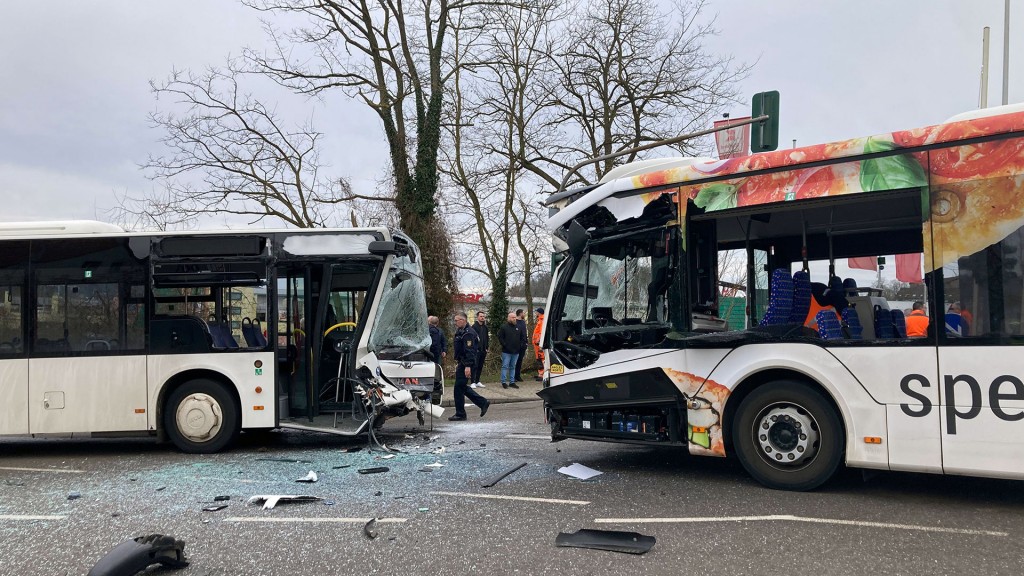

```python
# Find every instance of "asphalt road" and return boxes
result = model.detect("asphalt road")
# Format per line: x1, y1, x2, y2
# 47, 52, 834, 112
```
1, 401, 1022, 575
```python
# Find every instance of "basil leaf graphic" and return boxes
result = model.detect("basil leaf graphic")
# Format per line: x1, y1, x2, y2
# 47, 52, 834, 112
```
860, 137, 927, 192
694, 183, 738, 211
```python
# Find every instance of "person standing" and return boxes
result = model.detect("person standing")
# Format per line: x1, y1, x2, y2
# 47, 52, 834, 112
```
514, 309, 528, 382
449, 312, 489, 421
905, 301, 929, 338
532, 308, 545, 380
497, 311, 521, 389
471, 311, 489, 389
427, 315, 446, 365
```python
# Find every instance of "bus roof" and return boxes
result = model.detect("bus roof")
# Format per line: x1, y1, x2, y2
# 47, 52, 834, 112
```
0, 220, 396, 241
548, 103, 1024, 232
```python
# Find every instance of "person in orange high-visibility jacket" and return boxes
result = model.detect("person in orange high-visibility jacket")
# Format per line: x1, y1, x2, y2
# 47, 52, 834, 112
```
532, 308, 545, 380
905, 301, 929, 337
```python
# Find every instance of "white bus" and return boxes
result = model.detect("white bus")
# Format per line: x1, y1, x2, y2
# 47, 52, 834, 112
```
540, 103, 1024, 490
0, 221, 441, 453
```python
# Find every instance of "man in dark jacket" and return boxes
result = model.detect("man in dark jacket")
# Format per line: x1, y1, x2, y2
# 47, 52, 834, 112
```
449, 312, 489, 421
471, 311, 488, 388
514, 309, 528, 382
427, 315, 446, 365
497, 311, 522, 389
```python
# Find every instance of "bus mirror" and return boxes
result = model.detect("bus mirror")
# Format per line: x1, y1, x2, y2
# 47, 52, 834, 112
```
368, 241, 401, 256
567, 220, 590, 259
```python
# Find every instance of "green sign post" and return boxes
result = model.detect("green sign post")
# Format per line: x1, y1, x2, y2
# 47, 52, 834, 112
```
751, 91, 780, 152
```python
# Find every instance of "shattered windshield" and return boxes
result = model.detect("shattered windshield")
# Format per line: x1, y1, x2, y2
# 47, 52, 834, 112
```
367, 249, 431, 358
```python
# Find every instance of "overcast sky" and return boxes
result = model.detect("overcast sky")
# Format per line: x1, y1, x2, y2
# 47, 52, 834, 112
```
0, 0, 1020, 228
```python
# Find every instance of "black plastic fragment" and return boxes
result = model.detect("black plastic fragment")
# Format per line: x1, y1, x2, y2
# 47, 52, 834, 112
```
480, 462, 527, 488
363, 518, 378, 539
332, 465, 352, 469
555, 529, 656, 555
213, 495, 230, 502
87, 533, 189, 576
358, 467, 390, 474
202, 504, 228, 512
256, 458, 313, 463
341, 446, 363, 453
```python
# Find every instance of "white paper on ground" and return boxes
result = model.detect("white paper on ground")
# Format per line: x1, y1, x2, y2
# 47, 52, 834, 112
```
557, 463, 603, 480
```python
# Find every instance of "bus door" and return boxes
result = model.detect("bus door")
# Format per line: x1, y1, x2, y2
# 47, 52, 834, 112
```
277, 262, 374, 433
0, 259, 28, 435
936, 257, 1024, 478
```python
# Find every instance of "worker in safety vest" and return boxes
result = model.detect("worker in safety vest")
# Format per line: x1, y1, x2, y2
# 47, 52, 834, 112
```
905, 301, 929, 337
532, 308, 545, 380
804, 285, 840, 331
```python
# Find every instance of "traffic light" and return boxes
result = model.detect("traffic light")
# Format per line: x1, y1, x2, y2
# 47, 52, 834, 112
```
751, 91, 780, 152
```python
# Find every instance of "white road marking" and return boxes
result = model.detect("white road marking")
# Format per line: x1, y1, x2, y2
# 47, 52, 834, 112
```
505, 434, 551, 440
223, 517, 407, 524
0, 466, 84, 474
593, 515, 1007, 536
0, 515, 66, 521
432, 491, 589, 505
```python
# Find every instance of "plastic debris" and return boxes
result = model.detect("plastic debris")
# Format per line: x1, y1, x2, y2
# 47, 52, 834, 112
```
324, 500, 336, 506
67, 491, 81, 501
430, 447, 445, 455
332, 465, 352, 470
423, 462, 444, 468
417, 507, 429, 513
341, 446, 363, 453
358, 467, 390, 475
555, 529, 656, 555
418, 467, 434, 473
374, 491, 383, 496
213, 495, 230, 502
202, 504, 228, 512
363, 518, 379, 540
557, 463, 603, 481
376, 454, 396, 460
481, 462, 527, 488
246, 495, 323, 510
87, 534, 189, 575
155, 486, 166, 492
296, 471, 319, 483
4, 480, 25, 487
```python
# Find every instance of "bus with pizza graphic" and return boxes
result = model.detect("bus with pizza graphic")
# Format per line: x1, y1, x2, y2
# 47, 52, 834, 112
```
539, 102, 1024, 491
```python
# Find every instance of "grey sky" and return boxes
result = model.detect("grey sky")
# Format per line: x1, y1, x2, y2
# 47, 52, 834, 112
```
0, 1, 1020, 224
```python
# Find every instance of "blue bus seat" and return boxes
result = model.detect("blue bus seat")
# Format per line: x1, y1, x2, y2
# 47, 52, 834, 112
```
816, 310, 844, 340
890, 309, 907, 338
789, 270, 812, 324
841, 307, 863, 339
760, 269, 794, 326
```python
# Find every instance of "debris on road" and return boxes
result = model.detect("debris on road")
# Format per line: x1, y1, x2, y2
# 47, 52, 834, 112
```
555, 529, 656, 555
423, 462, 444, 469
246, 495, 323, 510
418, 467, 434, 473
202, 504, 228, 512
87, 533, 189, 575
341, 446, 363, 453
67, 491, 81, 501
256, 458, 313, 464
332, 465, 352, 470
480, 463, 528, 488
295, 471, 319, 483
557, 463, 603, 481
213, 495, 230, 502
417, 507, 429, 513
358, 467, 390, 475
376, 454, 396, 460
363, 518, 379, 539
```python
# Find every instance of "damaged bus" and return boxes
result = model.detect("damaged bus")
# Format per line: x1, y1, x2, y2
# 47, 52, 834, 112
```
0, 221, 441, 453
540, 103, 1024, 490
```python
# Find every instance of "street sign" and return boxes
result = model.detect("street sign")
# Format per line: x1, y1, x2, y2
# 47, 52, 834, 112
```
751, 91, 780, 152
713, 116, 751, 159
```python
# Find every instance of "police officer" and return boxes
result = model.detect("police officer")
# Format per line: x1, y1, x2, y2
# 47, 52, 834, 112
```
449, 312, 490, 421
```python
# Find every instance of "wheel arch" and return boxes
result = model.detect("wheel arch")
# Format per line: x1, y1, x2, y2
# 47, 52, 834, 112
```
156, 369, 241, 443
721, 368, 847, 457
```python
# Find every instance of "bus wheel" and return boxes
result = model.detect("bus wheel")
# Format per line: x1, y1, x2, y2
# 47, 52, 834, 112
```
732, 381, 842, 491
164, 379, 239, 454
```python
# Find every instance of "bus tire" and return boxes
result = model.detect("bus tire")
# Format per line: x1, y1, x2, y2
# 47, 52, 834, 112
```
732, 380, 842, 491
164, 379, 239, 454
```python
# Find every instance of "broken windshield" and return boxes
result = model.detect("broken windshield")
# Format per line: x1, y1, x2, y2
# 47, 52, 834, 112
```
367, 249, 431, 358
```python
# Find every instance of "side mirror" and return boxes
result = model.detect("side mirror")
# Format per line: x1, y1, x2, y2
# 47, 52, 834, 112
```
567, 220, 590, 259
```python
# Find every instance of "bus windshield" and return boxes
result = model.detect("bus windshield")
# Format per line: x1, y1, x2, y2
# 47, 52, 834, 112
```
368, 251, 431, 359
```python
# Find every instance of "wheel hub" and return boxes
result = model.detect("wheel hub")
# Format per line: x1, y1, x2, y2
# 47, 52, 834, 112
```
755, 405, 819, 466
175, 393, 223, 442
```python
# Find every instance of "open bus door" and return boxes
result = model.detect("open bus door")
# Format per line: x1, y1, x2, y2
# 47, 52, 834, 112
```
276, 262, 379, 436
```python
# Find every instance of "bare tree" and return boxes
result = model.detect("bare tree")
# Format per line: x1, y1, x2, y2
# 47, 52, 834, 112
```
527, 0, 749, 187
131, 64, 349, 229
240, 0, 498, 320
